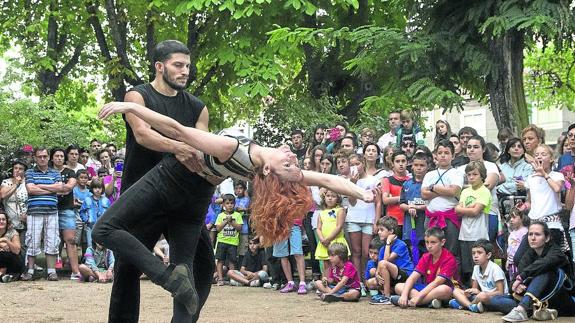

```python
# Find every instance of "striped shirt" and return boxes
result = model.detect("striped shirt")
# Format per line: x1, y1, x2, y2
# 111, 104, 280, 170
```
25, 166, 62, 208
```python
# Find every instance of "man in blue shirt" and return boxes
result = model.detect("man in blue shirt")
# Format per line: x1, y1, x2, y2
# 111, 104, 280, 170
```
22, 147, 64, 281
557, 123, 575, 172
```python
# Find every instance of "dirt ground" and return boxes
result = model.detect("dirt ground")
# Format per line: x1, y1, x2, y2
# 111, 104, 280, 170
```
3, 278, 573, 323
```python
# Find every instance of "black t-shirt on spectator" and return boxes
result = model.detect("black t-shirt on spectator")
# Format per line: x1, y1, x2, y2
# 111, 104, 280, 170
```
58, 168, 76, 210
451, 155, 470, 168
122, 83, 205, 192
242, 248, 266, 273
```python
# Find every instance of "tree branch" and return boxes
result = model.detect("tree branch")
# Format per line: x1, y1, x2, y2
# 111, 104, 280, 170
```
146, 4, 156, 82
104, 0, 143, 86
57, 42, 84, 81
86, 1, 112, 61
47, 0, 58, 59
566, 59, 575, 93
192, 63, 219, 97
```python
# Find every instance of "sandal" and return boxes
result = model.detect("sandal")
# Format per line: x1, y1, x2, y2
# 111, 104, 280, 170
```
1, 274, 14, 283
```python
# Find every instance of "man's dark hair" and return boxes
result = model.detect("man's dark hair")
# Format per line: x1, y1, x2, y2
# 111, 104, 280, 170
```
90, 139, 100, 145
153, 40, 191, 63
458, 127, 478, 137
34, 146, 48, 156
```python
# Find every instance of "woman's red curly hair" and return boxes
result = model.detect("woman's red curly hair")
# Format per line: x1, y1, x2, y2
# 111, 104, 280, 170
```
251, 168, 313, 246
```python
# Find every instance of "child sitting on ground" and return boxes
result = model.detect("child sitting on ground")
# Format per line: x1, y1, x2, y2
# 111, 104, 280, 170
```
78, 242, 114, 283
392, 227, 458, 309
506, 207, 528, 281
314, 242, 361, 302
364, 238, 382, 296
369, 216, 415, 305
449, 239, 508, 313
214, 194, 243, 286
227, 237, 269, 287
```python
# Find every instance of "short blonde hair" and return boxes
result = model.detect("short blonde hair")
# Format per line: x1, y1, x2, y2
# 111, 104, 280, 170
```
521, 124, 545, 144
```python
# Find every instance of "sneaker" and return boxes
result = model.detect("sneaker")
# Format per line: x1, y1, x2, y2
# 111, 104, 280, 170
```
47, 272, 59, 281
262, 282, 273, 289
532, 308, 558, 321
430, 299, 442, 309
316, 289, 322, 297
216, 279, 225, 286
229, 279, 241, 286
20, 272, 33, 281
297, 282, 308, 294
1, 274, 14, 283
370, 295, 391, 305
449, 299, 463, 310
469, 302, 484, 313
160, 264, 198, 316
390, 295, 401, 307
280, 281, 296, 293
306, 281, 316, 291
360, 282, 367, 297
502, 306, 529, 322
322, 294, 343, 303
249, 279, 260, 287
70, 272, 81, 281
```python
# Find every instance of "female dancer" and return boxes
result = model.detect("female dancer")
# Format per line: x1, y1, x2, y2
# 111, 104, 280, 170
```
96, 101, 376, 318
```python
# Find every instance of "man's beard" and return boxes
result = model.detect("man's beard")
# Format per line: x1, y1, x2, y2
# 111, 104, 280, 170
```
163, 69, 186, 91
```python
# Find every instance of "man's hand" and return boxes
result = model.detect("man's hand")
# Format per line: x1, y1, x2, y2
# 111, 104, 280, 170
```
175, 142, 205, 173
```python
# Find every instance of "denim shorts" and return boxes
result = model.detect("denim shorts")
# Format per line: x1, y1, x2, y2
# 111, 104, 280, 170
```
272, 225, 303, 257
58, 209, 77, 230
345, 222, 373, 234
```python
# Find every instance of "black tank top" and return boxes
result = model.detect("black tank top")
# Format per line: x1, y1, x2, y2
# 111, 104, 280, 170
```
122, 83, 205, 192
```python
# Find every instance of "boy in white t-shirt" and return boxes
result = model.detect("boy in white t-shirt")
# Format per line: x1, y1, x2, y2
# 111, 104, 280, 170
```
455, 161, 491, 285
449, 239, 508, 313
422, 140, 464, 258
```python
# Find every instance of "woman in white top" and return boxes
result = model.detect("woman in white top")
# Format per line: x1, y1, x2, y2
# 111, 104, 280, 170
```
0, 160, 28, 244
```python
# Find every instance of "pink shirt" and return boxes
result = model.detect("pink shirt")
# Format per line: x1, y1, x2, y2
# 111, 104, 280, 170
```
415, 248, 458, 286
507, 227, 528, 263
329, 260, 361, 289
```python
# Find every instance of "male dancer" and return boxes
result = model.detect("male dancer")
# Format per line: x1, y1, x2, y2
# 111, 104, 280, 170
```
101, 40, 215, 323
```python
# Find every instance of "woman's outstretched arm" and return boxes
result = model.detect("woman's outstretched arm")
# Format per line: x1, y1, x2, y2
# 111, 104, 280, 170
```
99, 102, 237, 162
301, 170, 375, 202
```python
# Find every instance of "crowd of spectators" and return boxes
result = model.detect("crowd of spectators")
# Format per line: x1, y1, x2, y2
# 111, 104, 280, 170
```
1, 112, 575, 321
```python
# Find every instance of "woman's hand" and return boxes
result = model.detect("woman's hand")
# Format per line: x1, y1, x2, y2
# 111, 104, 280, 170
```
12, 175, 22, 185
515, 179, 526, 190
98, 102, 138, 119
511, 278, 523, 292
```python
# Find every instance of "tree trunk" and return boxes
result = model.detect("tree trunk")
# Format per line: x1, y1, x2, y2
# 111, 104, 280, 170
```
487, 30, 529, 135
